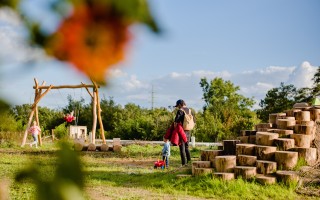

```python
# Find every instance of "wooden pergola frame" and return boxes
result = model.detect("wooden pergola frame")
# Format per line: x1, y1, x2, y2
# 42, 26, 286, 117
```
21, 78, 106, 147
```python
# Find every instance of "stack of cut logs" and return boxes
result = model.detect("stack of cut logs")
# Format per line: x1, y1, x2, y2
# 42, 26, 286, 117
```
191, 103, 319, 185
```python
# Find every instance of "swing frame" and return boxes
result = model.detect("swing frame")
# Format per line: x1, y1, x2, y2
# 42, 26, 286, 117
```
21, 78, 106, 147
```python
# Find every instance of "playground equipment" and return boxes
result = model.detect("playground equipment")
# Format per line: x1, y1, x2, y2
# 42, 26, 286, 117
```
21, 78, 106, 147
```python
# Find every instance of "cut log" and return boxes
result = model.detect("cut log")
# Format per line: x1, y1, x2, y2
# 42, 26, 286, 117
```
255, 174, 277, 185
223, 140, 240, 155
74, 142, 84, 151
240, 130, 257, 136
194, 168, 213, 177
299, 121, 315, 126
237, 155, 257, 166
269, 113, 286, 125
248, 135, 256, 144
256, 128, 270, 132
238, 136, 249, 143
296, 111, 311, 123
234, 166, 256, 180
113, 145, 122, 152
213, 172, 235, 181
255, 123, 272, 130
192, 161, 211, 175
100, 143, 109, 151
290, 134, 311, 148
285, 109, 301, 118
255, 145, 277, 161
268, 129, 293, 138
276, 119, 295, 130
276, 170, 299, 184
215, 156, 236, 172
236, 144, 256, 156
310, 109, 320, 121
256, 160, 277, 174
273, 138, 295, 151
294, 124, 315, 135
275, 151, 298, 170
256, 132, 279, 146
289, 147, 317, 166
200, 150, 223, 162
87, 143, 96, 151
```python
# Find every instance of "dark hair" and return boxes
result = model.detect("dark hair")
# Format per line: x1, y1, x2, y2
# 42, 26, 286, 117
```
175, 99, 186, 107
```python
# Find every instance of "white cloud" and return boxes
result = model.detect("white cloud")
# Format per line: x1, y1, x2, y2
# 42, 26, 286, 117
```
287, 61, 317, 88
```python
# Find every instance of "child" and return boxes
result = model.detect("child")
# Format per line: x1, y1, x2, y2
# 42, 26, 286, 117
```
28, 121, 41, 148
162, 138, 171, 169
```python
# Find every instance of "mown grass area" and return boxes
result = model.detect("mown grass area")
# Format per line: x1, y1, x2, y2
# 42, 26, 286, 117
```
0, 143, 318, 200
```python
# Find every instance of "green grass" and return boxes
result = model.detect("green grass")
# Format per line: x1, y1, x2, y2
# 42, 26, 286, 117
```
0, 143, 318, 200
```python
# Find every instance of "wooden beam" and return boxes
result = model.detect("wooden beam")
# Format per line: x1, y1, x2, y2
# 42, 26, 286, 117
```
93, 81, 106, 144
33, 84, 98, 89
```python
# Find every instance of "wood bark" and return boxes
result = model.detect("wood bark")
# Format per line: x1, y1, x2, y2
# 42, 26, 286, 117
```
240, 130, 257, 136
192, 161, 211, 175
273, 138, 295, 151
223, 140, 240, 155
310, 109, 320, 121
275, 151, 298, 170
255, 145, 277, 161
294, 124, 315, 135
100, 143, 109, 152
256, 132, 279, 146
236, 144, 256, 156
213, 172, 235, 181
200, 150, 223, 168
193, 168, 213, 177
248, 135, 256, 144
256, 160, 277, 175
290, 134, 311, 148
91, 90, 97, 144
234, 166, 257, 180
215, 156, 236, 173
269, 113, 286, 125
255, 174, 277, 185
237, 155, 257, 166
289, 147, 317, 166
238, 136, 249, 143
93, 81, 106, 144
296, 111, 311, 123
276, 170, 299, 184
276, 119, 295, 130
87, 143, 96, 151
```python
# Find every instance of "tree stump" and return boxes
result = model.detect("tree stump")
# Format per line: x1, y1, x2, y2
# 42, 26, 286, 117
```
294, 124, 315, 135
234, 166, 256, 180
256, 160, 277, 175
255, 145, 277, 161
113, 145, 122, 152
256, 132, 279, 146
268, 129, 293, 138
285, 109, 301, 118
248, 135, 256, 144
192, 161, 211, 175
100, 143, 109, 151
276, 119, 295, 130
276, 170, 299, 184
215, 156, 236, 172
269, 113, 286, 126
194, 168, 213, 177
238, 136, 249, 143
236, 144, 256, 155
255, 174, 277, 185
296, 111, 311, 123
273, 138, 295, 151
200, 150, 223, 168
255, 123, 272, 130
240, 130, 257, 136
310, 109, 320, 121
289, 147, 317, 166
299, 121, 315, 126
213, 172, 235, 181
74, 142, 84, 151
275, 151, 298, 170
87, 143, 96, 151
290, 134, 311, 148
237, 155, 257, 166
223, 140, 240, 155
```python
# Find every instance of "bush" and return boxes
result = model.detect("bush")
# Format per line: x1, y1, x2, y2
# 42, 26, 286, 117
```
54, 123, 68, 139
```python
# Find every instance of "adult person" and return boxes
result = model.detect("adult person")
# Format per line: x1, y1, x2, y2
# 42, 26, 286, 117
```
28, 120, 41, 148
174, 99, 195, 165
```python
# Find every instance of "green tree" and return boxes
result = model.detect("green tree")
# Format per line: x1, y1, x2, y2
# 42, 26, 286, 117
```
311, 66, 320, 97
256, 82, 297, 122
199, 77, 257, 140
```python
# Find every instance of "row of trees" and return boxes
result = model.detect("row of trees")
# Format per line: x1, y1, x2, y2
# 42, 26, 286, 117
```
1, 67, 319, 142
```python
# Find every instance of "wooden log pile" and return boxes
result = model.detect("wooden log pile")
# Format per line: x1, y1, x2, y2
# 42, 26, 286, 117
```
180, 102, 319, 185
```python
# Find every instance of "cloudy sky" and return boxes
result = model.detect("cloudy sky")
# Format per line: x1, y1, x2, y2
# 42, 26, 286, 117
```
0, 0, 319, 111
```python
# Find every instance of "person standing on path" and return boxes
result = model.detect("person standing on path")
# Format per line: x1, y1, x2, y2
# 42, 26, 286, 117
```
174, 99, 195, 165
28, 121, 41, 148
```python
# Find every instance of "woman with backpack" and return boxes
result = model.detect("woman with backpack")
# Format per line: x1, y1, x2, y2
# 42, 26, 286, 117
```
173, 99, 195, 166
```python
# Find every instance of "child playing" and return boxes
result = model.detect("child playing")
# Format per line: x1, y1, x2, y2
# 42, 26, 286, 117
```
162, 138, 171, 169
28, 121, 41, 148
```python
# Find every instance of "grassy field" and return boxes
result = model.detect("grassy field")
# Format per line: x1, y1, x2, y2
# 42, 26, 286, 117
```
0, 142, 318, 200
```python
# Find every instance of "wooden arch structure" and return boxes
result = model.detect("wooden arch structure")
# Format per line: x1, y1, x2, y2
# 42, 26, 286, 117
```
21, 78, 106, 147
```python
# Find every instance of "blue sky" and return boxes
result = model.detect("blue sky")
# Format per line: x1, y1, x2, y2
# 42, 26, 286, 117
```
0, 0, 319, 111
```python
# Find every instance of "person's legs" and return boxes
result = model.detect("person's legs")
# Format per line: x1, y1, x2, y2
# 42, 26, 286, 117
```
179, 142, 187, 165
185, 141, 191, 163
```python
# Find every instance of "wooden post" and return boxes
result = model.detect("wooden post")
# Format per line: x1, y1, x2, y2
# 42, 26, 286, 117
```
93, 81, 106, 144
91, 89, 97, 144
51, 129, 55, 142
